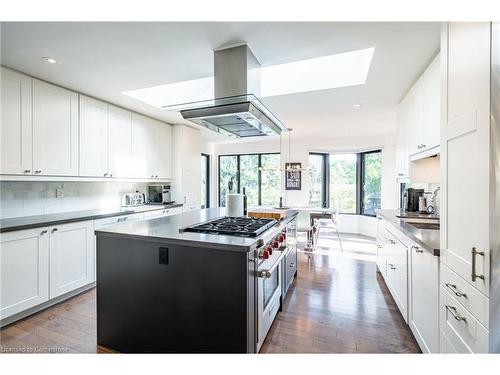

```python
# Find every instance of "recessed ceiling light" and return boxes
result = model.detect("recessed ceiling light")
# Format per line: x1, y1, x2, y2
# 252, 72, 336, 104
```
41, 57, 58, 64
352, 103, 362, 108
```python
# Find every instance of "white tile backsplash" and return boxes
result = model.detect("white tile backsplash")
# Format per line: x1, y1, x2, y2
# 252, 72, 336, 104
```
0, 181, 149, 219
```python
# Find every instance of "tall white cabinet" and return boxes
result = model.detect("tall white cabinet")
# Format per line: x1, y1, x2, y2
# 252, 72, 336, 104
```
0, 68, 33, 175
172, 125, 201, 211
32, 79, 79, 176
440, 22, 492, 353
108, 105, 133, 178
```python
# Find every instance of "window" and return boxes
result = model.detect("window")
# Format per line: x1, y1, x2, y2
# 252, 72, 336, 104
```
260, 154, 281, 206
218, 153, 280, 207
329, 154, 357, 213
219, 155, 238, 207
360, 151, 382, 216
308, 150, 382, 216
308, 153, 327, 208
201, 154, 210, 209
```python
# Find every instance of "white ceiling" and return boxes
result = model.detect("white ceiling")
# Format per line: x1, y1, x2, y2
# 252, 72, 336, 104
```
0, 22, 440, 142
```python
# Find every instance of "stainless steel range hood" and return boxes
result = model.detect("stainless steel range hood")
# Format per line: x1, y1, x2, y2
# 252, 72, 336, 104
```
163, 45, 287, 138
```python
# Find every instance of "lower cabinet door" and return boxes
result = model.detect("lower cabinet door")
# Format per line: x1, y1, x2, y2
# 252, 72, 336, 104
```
49, 221, 94, 298
0, 228, 49, 319
410, 244, 439, 353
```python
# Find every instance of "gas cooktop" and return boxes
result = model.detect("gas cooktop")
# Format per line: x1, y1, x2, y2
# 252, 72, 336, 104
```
183, 216, 277, 237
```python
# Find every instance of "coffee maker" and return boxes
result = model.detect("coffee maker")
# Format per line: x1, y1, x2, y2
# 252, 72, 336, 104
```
406, 188, 424, 212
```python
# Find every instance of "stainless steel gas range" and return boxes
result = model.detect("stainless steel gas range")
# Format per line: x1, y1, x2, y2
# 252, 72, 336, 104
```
183, 214, 298, 351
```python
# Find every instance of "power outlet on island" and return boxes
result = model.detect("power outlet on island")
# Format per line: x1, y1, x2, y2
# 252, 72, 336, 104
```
56, 188, 64, 198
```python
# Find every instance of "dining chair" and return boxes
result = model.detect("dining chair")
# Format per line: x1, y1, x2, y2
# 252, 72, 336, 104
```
296, 209, 314, 251
314, 208, 344, 252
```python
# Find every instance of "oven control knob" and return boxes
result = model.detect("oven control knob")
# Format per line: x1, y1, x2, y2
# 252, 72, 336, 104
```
272, 240, 279, 249
278, 234, 285, 243
262, 250, 270, 259
281, 232, 286, 240
266, 246, 273, 255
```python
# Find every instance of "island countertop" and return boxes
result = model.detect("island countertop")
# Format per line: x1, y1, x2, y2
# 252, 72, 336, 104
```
95, 207, 299, 252
376, 209, 440, 256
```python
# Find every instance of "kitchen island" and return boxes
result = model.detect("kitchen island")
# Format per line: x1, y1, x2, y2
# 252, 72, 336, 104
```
95, 208, 298, 353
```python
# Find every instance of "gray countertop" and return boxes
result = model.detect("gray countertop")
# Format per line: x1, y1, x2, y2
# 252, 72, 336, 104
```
0, 203, 183, 233
376, 209, 440, 256
95, 207, 299, 252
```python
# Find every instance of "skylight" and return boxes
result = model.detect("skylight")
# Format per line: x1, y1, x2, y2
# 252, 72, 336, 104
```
260, 47, 374, 97
124, 76, 214, 109
123, 47, 374, 108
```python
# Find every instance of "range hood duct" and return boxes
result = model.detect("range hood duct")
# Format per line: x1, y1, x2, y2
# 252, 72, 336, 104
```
164, 44, 287, 138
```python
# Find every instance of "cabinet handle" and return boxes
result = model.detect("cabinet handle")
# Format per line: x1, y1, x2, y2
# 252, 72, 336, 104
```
34, 170, 41, 174
40, 229, 48, 235
388, 263, 396, 270
421, 144, 426, 148
155, 175, 158, 178
289, 262, 296, 267
388, 239, 396, 244
104, 173, 108, 177
412, 245, 424, 253
445, 283, 467, 298
376, 244, 383, 249
445, 305, 466, 322
117, 217, 129, 223
51, 228, 58, 233
184, 196, 187, 204
471, 247, 485, 282
109, 173, 113, 177
24, 169, 31, 174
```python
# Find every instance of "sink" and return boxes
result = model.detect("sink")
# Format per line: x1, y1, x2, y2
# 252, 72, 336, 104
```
408, 222, 440, 230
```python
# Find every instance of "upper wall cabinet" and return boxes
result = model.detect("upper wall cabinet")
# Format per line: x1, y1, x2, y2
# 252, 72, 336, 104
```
32, 79, 79, 176
396, 53, 441, 175
0, 69, 172, 181
108, 105, 133, 178
131, 114, 172, 179
0, 67, 33, 175
79, 96, 109, 177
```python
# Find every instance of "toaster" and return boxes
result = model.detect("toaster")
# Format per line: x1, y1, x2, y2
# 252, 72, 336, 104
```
121, 191, 146, 207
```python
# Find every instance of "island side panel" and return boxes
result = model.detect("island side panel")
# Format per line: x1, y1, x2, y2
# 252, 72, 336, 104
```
96, 235, 252, 353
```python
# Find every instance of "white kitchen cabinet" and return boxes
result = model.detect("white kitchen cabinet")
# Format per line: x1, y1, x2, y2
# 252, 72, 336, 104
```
108, 105, 133, 178
0, 67, 33, 175
79, 96, 109, 177
32, 79, 79, 176
172, 125, 201, 210
376, 216, 388, 276
131, 113, 157, 178
0, 228, 49, 320
49, 221, 94, 298
155, 121, 172, 179
395, 53, 440, 175
421, 55, 441, 150
410, 243, 439, 353
384, 232, 408, 322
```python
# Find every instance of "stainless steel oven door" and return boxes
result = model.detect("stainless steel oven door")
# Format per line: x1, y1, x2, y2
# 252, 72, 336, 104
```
256, 247, 286, 352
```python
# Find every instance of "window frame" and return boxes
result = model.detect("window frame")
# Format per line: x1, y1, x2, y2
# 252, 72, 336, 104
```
308, 149, 382, 216
201, 153, 210, 209
359, 149, 382, 217
218, 152, 280, 207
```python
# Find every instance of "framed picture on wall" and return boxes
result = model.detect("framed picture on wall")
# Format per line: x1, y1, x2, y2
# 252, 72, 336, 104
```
285, 163, 301, 190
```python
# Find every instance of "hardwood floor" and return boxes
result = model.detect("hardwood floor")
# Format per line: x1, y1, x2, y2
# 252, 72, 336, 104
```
0, 232, 420, 354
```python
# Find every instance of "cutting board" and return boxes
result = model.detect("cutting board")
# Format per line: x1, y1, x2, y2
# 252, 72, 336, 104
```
247, 208, 290, 220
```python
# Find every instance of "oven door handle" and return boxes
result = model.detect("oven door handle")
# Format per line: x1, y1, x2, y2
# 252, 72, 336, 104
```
258, 246, 288, 278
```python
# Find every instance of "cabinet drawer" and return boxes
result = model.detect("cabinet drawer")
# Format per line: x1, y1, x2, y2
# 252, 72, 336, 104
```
94, 213, 144, 229
285, 246, 297, 289
441, 263, 489, 328
440, 286, 489, 353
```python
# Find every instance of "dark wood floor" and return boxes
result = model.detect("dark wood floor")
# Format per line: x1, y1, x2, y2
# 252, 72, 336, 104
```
0, 233, 420, 354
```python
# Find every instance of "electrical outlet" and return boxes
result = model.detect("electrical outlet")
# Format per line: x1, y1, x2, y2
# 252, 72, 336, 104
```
159, 247, 169, 265
56, 188, 64, 198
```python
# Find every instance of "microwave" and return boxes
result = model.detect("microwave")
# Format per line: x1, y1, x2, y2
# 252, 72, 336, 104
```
147, 185, 172, 204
